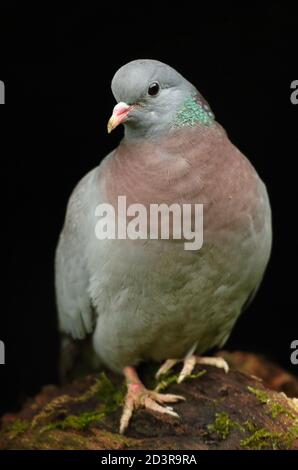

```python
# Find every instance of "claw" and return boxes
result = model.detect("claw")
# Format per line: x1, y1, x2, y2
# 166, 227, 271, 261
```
196, 356, 229, 373
156, 353, 230, 386
120, 355, 229, 434
155, 359, 178, 379
154, 392, 185, 403
177, 355, 197, 383
120, 366, 184, 434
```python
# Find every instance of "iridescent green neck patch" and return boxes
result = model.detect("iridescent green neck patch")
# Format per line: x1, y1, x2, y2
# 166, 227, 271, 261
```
173, 95, 215, 128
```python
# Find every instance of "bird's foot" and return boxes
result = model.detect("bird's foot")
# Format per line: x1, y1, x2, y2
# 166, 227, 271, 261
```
120, 366, 185, 434
156, 355, 229, 383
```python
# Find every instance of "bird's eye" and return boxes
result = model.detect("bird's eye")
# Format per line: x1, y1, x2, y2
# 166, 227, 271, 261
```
148, 82, 160, 96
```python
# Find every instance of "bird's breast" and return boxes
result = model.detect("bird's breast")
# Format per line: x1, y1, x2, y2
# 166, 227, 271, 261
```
99, 125, 265, 241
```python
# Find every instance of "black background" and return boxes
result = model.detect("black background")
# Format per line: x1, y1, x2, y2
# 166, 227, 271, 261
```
0, 3, 297, 416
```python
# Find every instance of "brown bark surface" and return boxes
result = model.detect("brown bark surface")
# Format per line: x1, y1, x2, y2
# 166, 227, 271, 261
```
1, 351, 297, 450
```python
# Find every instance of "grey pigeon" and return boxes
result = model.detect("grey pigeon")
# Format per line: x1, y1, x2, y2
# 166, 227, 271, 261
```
55, 59, 272, 433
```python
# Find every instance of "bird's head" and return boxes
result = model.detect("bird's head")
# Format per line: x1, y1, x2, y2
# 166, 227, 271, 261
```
107, 59, 214, 140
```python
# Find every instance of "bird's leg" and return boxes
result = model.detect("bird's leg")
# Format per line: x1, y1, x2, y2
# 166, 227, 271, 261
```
156, 352, 229, 384
119, 366, 185, 434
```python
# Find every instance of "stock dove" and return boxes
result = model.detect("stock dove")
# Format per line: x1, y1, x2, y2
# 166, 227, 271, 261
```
55, 59, 272, 433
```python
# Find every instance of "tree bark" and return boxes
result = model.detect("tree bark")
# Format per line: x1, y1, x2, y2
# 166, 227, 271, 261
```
1, 351, 297, 450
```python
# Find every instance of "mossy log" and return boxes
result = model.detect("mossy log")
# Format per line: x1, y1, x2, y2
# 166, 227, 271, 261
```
1, 351, 298, 450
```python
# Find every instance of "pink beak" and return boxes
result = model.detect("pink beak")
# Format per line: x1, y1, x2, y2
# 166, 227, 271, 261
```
107, 102, 132, 133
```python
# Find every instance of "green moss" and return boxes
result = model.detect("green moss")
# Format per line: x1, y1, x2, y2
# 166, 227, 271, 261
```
207, 412, 243, 440
247, 385, 296, 420
242, 420, 258, 433
247, 386, 269, 404
284, 421, 298, 448
188, 370, 207, 380
289, 422, 298, 439
39, 373, 125, 433
42, 411, 106, 432
213, 412, 298, 450
0, 418, 29, 442
269, 402, 295, 419
94, 372, 125, 413
207, 412, 292, 449
155, 369, 206, 393
240, 428, 283, 450
7, 419, 30, 438
155, 374, 179, 393
240, 420, 298, 450
75, 379, 106, 403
